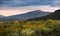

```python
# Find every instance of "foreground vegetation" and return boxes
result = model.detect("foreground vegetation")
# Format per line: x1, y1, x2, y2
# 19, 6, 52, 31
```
0, 19, 60, 36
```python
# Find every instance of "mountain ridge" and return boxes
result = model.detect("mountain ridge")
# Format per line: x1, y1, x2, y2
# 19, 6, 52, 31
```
28, 9, 60, 20
0, 10, 51, 20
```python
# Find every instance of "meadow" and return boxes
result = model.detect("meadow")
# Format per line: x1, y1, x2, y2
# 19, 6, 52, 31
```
0, 19, 60, 36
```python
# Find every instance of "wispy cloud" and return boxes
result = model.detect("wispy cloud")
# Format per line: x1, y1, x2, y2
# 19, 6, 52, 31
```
0, 0, 60, 16
52, 0, 60, 6
0, 0, 60, 7
0, 6, 60, 16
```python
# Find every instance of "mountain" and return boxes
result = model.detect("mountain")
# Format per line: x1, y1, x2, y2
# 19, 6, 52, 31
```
29, 9, 60, 20
0, 15, 5, 17
5, 10, 51, 20
0, 15, 6, 20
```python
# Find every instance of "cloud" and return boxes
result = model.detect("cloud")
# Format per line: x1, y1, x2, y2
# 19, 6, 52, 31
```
0, 6, 60, 16
0, 0, 60, 7
52, 0, 60, 6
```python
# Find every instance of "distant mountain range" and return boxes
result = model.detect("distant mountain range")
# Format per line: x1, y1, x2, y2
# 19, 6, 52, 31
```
29, 9, 60, 20
0, 15, 6, 20
0, 15, 5, 17
0, 10, 51, 20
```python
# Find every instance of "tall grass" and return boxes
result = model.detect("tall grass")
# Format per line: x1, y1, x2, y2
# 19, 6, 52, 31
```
0, 19, 60, 36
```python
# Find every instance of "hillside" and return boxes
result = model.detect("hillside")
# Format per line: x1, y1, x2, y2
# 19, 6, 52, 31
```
28, 9, 60, 20
0, 15, 6, 20
5, 10, 51, 20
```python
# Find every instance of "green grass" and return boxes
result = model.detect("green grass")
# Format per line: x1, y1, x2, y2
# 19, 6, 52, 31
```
0, 19, 60, 36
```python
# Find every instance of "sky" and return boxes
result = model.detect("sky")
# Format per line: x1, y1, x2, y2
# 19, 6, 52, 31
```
0, 0, 60, 16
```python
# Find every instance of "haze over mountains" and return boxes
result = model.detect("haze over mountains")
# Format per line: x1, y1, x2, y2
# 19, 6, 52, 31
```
0, 15, 6, 20
0, 10, 51, 20
0, 15, 5, 17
